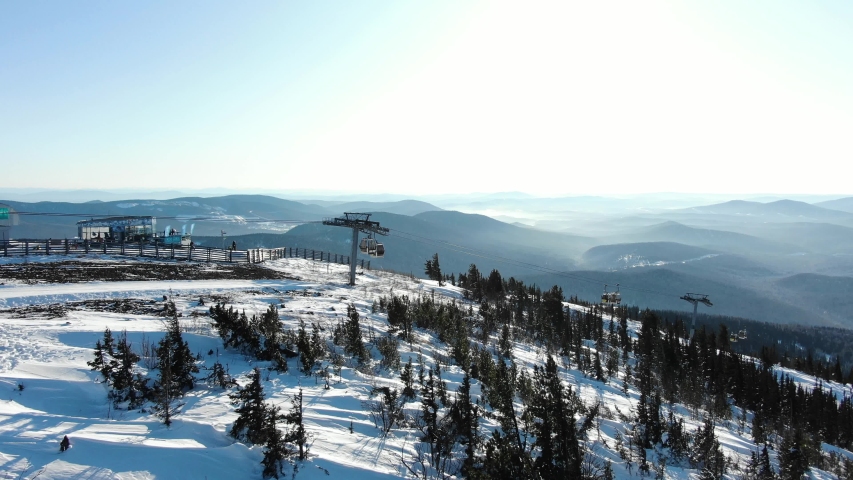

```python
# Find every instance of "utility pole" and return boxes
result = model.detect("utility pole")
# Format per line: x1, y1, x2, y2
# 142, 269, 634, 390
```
680, 293, 712, 339
322, 213, 389, 286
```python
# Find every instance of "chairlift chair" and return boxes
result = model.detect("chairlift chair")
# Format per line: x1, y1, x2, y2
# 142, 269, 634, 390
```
738, 329, 747, 340
359, 233, 383, 257
612, 284, 621, 305
601, 285, 609, 305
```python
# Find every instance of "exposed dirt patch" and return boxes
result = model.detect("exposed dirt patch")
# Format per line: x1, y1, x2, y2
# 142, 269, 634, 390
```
4, 303, 70, 319
0, 261, 297, 284
2, 298, 168, 319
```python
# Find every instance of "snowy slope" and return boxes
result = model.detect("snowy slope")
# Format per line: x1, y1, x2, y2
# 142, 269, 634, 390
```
0, 256, 848, 479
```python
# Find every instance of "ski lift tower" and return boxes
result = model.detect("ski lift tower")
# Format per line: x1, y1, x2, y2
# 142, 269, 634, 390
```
322, 213, 389, 286
680, 293, 712, 339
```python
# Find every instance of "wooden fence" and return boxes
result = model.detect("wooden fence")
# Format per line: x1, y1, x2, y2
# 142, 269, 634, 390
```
0, 239, 370, 269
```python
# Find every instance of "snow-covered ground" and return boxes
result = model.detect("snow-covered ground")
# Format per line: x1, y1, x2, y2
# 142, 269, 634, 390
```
0, 256, 848, 479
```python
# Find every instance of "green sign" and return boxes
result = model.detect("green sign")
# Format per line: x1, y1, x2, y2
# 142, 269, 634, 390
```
0, 208, 8, 220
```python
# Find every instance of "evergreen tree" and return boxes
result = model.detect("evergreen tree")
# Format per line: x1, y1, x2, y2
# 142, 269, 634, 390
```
344, 304, 369, 364
757, 445, 776, 480
296, 319, 315, 374
528, 356, 583, 479
400, 357, 416, 400
152, 347, 183, 427
386, 295, 412, 342
110, 330, 142, 406
87, 338, 112, 383
498, 324, 513, 360
377, 334, 401, 371
481, 359, 530, 478
284, 388, 308, 460
779, 427, 810, 480
691, 417, 725, 479
452, 370, 479, 476
258, 304, 285, 364
420, 369, 440, 447
425, 253, 443, 285
206, 361, 232, 389
102, 327, 116, 357
230, 367, 269, 445
261, 404, 288, 479
157, 316, 199, 394
310, 322, 326, 364
210, 303, 239, 347
666, 411, 689, 461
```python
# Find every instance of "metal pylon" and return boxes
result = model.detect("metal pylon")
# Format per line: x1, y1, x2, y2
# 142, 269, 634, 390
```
680, 293, 712, 339
322, 213, 389, 286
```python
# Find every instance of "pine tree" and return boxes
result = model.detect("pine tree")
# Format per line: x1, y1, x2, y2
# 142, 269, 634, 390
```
210, 303, 238, 347
528, 356, 583, 479
400, 357, 416, 400
666, 411, 689, 461
691, 417, 725, 479
779, 427, 809, 480
387, 295, 412, 342
102, 327, 116, 357
297, 319, 315, 374
498, 324, 513, 360
453, 370, 479, 476
420, 369, 440, 446
481, 358, 532, 478
757, 445, 776, 480
344, 304, 368, 364
435, 361, 448, 407
206, 361, 232, 389
230, 367, 269, 445
310, 322, 326, 364
285, 388, 308, 460
425, 253, 443, 285
258, 304, 285, 364
110, 330, 141, 406
157, 316, 199, 394
152, 347, 183, 427
87, 338, 112, 383
261, 404, 288, 479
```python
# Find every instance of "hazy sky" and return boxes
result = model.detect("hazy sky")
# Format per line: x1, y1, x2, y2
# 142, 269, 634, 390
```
2, 1, 851, 196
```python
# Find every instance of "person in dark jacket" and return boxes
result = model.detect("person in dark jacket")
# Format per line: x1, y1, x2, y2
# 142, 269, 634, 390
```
60, 435, 71, 452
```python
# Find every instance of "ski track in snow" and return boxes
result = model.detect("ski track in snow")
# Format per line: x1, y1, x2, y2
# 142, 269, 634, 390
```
0, 256, 848, 479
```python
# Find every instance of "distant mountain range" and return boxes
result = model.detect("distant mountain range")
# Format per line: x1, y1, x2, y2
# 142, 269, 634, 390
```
0, 195, 444, 238
817, 196, 853, 213
5, 193, 853, 328
683, 199, 853, 224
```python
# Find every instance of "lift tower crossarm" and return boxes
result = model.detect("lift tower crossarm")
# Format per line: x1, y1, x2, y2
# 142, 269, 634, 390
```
322, 213, 389, 286
680, 293, 712, 339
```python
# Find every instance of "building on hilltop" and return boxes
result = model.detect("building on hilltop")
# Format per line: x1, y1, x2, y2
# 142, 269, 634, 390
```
77, 216, 156, 243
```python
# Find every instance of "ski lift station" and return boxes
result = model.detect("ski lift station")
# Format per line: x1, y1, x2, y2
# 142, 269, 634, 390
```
77, 216, 194, 246
77, 216, 156, 243
0, 203, 10, 242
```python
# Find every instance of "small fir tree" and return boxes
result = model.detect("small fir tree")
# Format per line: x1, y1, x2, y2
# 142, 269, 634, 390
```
229, 367, 269, 445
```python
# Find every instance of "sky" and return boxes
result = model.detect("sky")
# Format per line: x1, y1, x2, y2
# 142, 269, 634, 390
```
2, 1, 852, 197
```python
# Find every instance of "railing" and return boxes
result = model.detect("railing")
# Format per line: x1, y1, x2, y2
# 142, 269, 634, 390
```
0, 239, 369, 269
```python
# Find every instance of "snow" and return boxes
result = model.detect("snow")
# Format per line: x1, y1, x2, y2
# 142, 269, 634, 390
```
0, 256, 848, 478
